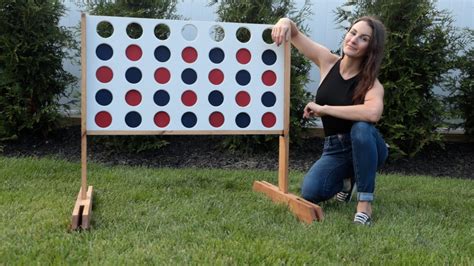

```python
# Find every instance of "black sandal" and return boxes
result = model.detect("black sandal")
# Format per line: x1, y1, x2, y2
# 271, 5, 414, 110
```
335, 177, 355, 202
353, 212, 372, 226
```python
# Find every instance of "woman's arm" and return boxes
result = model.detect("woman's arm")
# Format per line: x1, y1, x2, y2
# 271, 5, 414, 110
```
272, 18, 338, 71
303, 80, 385, 123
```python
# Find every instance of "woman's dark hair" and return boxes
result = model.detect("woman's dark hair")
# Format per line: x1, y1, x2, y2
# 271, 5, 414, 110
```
349, 16, 386, 104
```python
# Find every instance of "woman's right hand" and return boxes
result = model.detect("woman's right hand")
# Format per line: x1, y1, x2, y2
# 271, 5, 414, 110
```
272, 18, 292, 46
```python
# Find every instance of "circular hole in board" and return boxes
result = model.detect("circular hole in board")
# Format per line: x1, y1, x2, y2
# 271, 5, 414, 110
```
262, 28, 273, 44
236, 27, 251, 43
155, 23, 170, 40
126, 22, 143, 39
97, 21, 114, 38
182, 24, 198, 41
209, 25, 225, 42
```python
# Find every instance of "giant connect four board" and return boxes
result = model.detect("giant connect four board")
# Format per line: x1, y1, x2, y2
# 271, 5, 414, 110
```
85, 15, 286, 134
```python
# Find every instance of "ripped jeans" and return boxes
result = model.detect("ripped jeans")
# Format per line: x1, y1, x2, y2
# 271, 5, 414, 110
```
301, 122, 388, 203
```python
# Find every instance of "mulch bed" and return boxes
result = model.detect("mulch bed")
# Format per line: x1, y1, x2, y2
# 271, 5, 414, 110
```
2, 125, 473, 179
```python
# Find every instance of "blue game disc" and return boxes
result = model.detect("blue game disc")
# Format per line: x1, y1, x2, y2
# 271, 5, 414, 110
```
95, 89, 113, 106
235, 70, 251, 86
261, 91, 276, 107
208, 90, 224, 106
125, 67, 142, 84
235, 112, 251, 128
209, 47, 225, 64
96, 43, 113, 61
125, 111, 142, 128
181, 68, 197, 85
153, 90, 170, 106
262, 49, 277, 66
154, 45, 171, 62
181, 112, 197, 128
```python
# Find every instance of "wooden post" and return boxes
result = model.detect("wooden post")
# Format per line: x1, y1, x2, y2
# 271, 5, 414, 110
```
81, 129, 87, 200
253, 32, 324, 223
71, 13, 93, 230
278, 135, 289, 193
277, 36, 292, 194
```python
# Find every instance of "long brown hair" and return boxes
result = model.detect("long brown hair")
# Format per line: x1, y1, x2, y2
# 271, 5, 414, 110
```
348, 16, 386, 104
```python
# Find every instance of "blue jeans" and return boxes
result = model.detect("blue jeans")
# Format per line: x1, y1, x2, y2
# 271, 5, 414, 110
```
301, 122, 388, 203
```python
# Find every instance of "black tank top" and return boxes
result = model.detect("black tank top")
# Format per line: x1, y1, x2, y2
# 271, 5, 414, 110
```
315, 59, 359, 136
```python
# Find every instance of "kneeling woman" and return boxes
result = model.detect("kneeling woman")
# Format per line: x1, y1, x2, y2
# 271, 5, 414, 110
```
272, 16, 389, 225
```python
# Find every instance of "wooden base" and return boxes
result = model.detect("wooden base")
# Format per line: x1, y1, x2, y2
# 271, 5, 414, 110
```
253, 181, 323, 223
71, 186, 93, 230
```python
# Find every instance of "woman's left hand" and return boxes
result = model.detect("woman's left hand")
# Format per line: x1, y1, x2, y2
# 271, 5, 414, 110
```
303, 102, 325, 118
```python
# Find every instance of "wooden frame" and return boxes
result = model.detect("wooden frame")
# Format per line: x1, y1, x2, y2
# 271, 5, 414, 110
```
71, 13, 93, 230
87, 130, 284, 135
71, 15, 322, 229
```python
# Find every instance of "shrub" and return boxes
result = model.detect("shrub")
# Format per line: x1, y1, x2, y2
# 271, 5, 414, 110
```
0, 0, 76, 140
335, 0, 462, 158
87, 0, 180, 20
211, 0, 313, 152
445, 29, 474, 135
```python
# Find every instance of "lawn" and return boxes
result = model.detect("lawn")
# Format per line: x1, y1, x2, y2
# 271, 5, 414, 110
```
1, 156, 472, 264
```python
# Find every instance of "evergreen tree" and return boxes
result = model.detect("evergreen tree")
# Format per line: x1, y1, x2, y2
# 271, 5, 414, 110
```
87, 0, 180, 20
445, 29, 474, 135
0, 0, 76, 139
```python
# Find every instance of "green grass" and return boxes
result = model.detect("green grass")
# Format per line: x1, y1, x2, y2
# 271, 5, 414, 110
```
1, 156, 473, 264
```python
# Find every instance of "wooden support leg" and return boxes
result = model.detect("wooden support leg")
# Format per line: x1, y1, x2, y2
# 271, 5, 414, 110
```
71, 186, 94, 230
253, 181, 323, 223
71, 128, 94, 230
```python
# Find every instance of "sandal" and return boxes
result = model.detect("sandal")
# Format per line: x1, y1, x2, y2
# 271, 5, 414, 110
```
335, 177, 355, 202
353, 212, 372, 226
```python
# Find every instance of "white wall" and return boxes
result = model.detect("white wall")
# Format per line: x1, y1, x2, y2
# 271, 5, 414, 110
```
59, 0, 473, 114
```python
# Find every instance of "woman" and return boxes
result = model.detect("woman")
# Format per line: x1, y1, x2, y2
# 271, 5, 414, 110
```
272, 16, 388, 225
